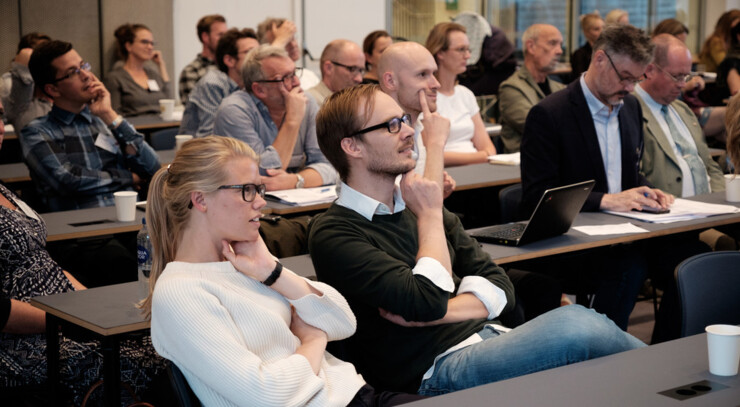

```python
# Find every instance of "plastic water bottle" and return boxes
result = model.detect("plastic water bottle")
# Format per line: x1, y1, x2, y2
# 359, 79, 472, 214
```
136, 218, 152, 299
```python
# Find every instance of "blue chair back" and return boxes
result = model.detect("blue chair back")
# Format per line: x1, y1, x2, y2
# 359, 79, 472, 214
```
675, 251, 740, 337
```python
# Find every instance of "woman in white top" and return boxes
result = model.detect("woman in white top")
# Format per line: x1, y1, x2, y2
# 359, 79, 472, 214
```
426, 23, 496, 167
142, 136, 422, 406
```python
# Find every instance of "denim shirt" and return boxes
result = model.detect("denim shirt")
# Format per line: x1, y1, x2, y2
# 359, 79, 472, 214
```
212, 90, 337, 185
19, 105, 160, 211
178, 69, 239, 137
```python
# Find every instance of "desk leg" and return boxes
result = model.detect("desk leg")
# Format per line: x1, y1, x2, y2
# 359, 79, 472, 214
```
101, 336, 121, 407
45, 314, 61, 406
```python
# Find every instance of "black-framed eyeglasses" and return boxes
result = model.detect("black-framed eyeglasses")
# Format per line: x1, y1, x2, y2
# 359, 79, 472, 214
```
138, 39, 156, 46
52, 61, 92, 83
352, 114, 411, 136
330, 61, 365, 76
256, 68, 303, 86
218, 183, 267, 202
604, 52, 644, 86
654, 64, 692, 84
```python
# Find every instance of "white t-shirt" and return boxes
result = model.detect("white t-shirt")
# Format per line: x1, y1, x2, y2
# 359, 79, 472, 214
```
436, 85, 480, 153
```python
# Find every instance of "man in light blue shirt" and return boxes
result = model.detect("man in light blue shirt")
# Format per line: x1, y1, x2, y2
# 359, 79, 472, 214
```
179, 28, 258, 138
213, 45, 335, 190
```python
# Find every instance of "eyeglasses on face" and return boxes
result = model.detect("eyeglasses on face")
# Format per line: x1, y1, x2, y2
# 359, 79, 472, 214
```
257, 67, 303, 86
352, 114, 412, 136
654, 64, 692, 84
138, 39, 156, 46
330, 61, 365, 76
52, 61, 92, 83
603, 51, 645, 86
218, 183, 267, 202
449, 46, 471, 54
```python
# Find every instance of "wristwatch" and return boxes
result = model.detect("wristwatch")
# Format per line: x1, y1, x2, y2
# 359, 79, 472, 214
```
295, 173, 305, 189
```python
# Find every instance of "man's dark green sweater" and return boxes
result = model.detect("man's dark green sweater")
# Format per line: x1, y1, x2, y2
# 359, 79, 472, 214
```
308, 204, 515, 393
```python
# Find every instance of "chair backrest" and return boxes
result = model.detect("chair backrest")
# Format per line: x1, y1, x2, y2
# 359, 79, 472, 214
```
149, 127, 178, 151
498, 183, 523, 223
675, 251, 740, 337
167, 362, 201, 407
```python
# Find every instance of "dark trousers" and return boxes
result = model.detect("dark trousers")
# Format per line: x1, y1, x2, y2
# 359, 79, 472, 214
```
347, 384, 427, 407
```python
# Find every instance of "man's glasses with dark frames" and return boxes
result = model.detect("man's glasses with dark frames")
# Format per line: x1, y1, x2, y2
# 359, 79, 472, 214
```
603, 52, 644, 86
352, 114, 411, 136
53, 62, 91, 83
218, 183, 267, 202
256, 68, 303, 86
330, 61, 365, 76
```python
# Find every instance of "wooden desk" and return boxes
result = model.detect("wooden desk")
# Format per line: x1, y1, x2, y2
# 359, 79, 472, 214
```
30, 282, 149, 406
43, 206, 144, 242
267, 164, 520, 216
126, 114, 180, 131
281, 192, 740, 277
478, 192, 740, 265
4, 129, 17, 140
406, 332, 740, 406
1, 149, 176, 185
0, 162, 30, 183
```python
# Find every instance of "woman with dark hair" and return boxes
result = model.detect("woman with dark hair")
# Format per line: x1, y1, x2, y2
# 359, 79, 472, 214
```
716, 19, 740, 101
105, 23, 170, 116
361, 30, 392, 84
0, 99, 164, 405
653, 18, 689, 41
725, 94, 740, 169
699, 9, 740, 72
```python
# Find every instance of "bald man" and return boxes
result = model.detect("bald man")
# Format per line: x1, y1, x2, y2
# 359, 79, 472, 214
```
377, 41, 452, 193
307, 39, 365, 105
635, 34, 724, 197
498, 24, 566, 153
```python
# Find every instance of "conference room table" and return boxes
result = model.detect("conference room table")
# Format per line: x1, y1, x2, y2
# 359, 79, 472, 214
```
125, 113, 181, 131
266, 163, 520, 215
405, 331, 740, 406
278, 192, 740, 277
30, 281, 149, 407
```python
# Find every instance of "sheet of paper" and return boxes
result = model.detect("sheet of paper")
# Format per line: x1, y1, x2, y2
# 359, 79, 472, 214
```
488, 152, 520, 165
603, 198, 740, 223
266, 185, 338, 206
573, 223, 649, 236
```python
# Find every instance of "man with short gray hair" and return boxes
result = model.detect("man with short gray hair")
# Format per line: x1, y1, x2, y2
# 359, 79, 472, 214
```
306, 39, 365, 105
498, 24, 565, 153
213, 44, 335, 190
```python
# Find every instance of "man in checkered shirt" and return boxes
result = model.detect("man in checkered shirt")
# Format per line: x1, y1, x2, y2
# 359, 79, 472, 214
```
178, 14, 228, 104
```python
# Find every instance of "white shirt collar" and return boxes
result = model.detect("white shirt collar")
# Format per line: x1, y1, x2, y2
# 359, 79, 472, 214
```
335, 181, 406, 221
580, 73, 623, 117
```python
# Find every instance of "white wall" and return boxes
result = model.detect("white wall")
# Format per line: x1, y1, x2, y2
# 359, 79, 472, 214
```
172, 0, 386, 100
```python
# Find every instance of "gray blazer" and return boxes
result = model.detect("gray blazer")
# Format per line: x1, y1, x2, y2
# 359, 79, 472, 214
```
498, 65, 565, 153
635, 93, 724, 197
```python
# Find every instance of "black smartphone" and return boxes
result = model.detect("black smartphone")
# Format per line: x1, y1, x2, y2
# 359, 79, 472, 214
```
633, 205, 670, 214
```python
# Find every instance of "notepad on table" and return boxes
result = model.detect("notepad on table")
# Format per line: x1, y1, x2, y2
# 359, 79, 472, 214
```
488, 152, 520, 165
266, 185, 338, 206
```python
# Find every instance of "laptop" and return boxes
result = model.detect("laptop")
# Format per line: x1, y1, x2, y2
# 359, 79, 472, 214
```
469, 180, 595, 246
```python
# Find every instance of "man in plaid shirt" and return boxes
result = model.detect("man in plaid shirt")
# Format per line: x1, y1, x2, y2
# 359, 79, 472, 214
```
179, 14, 227, 104
20, 40, 160, 211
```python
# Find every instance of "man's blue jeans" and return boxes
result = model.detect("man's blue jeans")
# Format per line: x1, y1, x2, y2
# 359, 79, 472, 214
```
418, 305, 645, 395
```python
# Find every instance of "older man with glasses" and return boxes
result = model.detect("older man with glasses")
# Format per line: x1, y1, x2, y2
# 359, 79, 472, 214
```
519, 25, 672, 331
214, 44, 335, 191
306, 39, 365, 106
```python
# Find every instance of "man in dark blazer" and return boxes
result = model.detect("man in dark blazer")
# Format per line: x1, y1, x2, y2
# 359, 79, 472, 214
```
521, 25, 671, 216
519, 25, 673, 331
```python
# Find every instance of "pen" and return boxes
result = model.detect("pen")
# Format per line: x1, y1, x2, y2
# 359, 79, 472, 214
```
320, 187, 331, 193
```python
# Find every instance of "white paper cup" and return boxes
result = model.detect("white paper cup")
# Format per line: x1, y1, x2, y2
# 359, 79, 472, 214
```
175, 135, 193, 151
113, 191, 138, 222
159, 99, 175, 121
706, 324, 740, 376
725, 174, 740, 202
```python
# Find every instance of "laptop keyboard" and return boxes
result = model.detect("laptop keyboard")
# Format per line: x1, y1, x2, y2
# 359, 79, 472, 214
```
477, 223, 526, 239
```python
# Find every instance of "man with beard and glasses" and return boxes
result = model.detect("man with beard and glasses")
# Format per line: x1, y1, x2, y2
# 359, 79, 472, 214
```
519, 24, 673, 332
308, 84, 644, 395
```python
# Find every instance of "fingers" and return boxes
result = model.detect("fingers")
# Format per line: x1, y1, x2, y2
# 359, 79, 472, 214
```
418, 89, 432, 117
221, 240, 235, 261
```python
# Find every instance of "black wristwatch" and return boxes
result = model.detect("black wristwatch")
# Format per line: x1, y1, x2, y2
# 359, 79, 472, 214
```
262, 261, 283, 286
